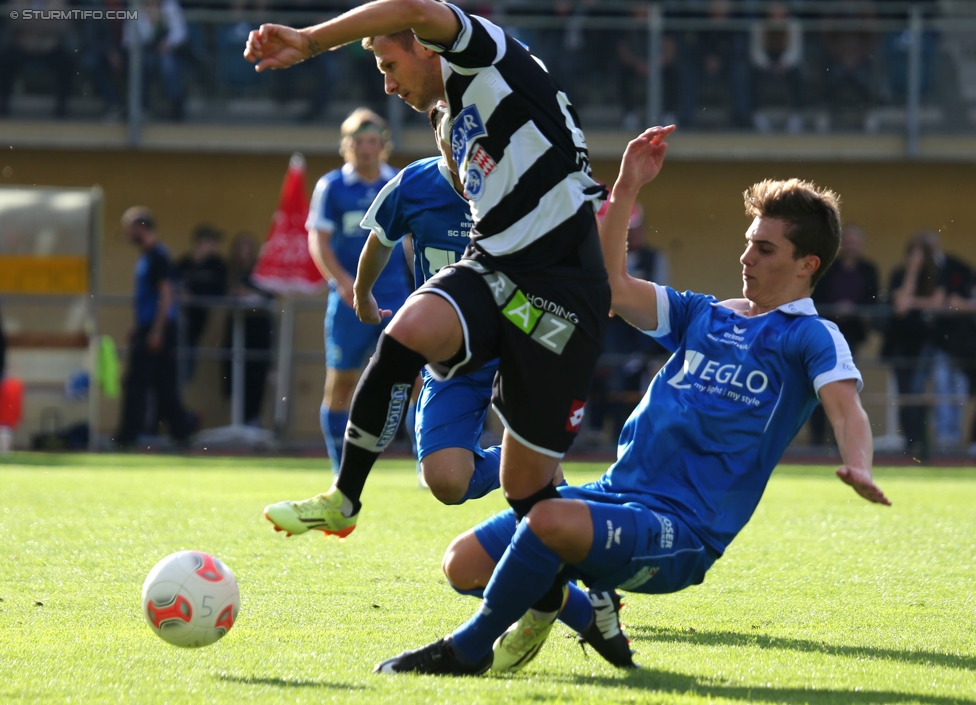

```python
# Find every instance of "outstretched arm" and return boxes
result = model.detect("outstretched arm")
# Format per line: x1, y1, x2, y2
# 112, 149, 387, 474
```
600, 125, 675, 331
354, 232, 396, 324
244, 0, 460, 71
820, 379, 891, 506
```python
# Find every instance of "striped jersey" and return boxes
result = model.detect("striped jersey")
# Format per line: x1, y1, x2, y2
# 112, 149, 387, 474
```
599, 285, 862, 555
416, 3, 604, 267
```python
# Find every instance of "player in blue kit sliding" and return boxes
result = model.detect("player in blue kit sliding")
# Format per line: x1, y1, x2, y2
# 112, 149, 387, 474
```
374, 125, 893, 675
306, 108, 412, 474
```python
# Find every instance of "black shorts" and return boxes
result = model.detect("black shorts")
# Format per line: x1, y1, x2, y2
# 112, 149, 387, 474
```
414, 230, 610, 457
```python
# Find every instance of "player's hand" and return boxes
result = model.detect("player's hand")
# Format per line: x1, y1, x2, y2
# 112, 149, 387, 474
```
353, 291, 390, 325
836, 466, 892, 506
244, 24, 310, 71
614, 125, 676, 195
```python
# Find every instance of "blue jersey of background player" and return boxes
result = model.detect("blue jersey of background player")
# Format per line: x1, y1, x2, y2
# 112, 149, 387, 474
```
357, 107, 502, 505
307, 108, 412, 474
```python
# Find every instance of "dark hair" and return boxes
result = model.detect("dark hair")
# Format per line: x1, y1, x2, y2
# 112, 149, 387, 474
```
193, 224, 223, 243
743, 178, 842, 288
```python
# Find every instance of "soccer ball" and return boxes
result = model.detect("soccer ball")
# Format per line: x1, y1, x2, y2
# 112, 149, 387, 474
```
141, 550, 240, 648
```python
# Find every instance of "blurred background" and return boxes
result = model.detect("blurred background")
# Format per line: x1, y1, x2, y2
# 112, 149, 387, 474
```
1, 0, 975, 460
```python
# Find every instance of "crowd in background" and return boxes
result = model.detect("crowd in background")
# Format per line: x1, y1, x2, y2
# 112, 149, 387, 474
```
0, 0, 966, 133
2, 0, 975, 455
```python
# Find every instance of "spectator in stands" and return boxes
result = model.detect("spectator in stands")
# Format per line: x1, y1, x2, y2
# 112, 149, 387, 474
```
674, 0, 752, 129
881, 231, 941, 456
585, 202, 668, 446
175, 224, 228, 381
115, 206, 191, 450
122, 0, 189, 120
215, 0, 263, 94
508, 1, 587, 95
882, 0, 940, 103
816, 0, 879, 126
918, 230, 973, 451
0, 0, 76, 118
749, 1, 805, 133
616, 3, 681, 130
809, 223, 880, 447
222, 231, 274, 427
946, 277, 976, 456
79, 0, 126, 119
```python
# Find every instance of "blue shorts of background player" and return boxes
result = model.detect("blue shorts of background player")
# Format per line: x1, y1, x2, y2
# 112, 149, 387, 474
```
414, 362, 502, 504
323, 287, 409, 473
325, 290, 407, 372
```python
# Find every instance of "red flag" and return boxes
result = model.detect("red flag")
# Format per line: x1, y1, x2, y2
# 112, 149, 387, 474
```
251, 153, 325, 295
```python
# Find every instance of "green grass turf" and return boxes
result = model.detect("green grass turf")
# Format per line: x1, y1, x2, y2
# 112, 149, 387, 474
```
1, 453, 974, 704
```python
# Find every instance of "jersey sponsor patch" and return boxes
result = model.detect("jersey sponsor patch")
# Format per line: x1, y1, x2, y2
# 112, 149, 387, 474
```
464, 146, 497, 201
451, 105, 487, 167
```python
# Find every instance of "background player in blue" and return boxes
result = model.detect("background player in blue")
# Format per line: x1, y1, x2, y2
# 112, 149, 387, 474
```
115, 206, 190, 449
306, 107, 411, 474
355, 104, 501, 505
373, 125, 892, 675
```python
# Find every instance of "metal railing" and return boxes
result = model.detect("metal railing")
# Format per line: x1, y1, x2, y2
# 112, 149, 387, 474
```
2, 293, 974, 456
4, 2, 976, 156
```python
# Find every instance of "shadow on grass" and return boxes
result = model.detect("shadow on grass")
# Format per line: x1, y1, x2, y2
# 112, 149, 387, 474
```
216, 673, 365, 691
629, 625, 976, 672
549, 667, 976, 705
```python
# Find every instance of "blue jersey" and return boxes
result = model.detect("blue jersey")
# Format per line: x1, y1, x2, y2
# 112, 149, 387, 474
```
599, 284, 861, 556
362, 155, 499, 461
361, 156, 473, 287
307, 161, 409, 299
134, 243, 178, 327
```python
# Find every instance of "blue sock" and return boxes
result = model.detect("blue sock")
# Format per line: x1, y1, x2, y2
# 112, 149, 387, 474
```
459, 444, 502, 503
559, 584, 593, 633
322, 406, 347, 476
449, 580, 591, 633
450, 522, 562, 663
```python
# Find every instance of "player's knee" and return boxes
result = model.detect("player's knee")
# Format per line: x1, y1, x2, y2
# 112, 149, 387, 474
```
423, 468, 467, 505
523, 500, 566, 546
441, 532, 489, 592
421, 451, 474, 505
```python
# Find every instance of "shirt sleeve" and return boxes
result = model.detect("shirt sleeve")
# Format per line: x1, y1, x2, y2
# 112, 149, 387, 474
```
306, 176, 335, 234
361, 171, 407, 247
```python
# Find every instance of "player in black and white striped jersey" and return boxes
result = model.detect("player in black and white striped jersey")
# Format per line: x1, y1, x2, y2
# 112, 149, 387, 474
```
247, 1, 615, 672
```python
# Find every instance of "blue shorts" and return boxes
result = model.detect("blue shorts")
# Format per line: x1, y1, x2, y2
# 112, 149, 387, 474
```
415, 362, 498, 460
473, 484, 718, 595
325, 288, 408, 371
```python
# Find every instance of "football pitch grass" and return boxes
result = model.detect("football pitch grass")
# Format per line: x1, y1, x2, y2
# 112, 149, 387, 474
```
1, 453, 974, 705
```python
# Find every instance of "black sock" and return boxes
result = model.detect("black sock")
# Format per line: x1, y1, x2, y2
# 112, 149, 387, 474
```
335, 333, 427, 510
532, 576, 568, 613
506, 481, 561, 522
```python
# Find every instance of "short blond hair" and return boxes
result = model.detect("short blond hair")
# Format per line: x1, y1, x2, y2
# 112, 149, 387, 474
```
339, 107, 391, 161
120, 205, 155, 231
